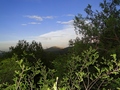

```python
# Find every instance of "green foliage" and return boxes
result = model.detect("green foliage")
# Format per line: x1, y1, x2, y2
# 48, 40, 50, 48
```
9, 40, 53, 68
0, 54, 20, 84
69, 37, 91, 55
0, 58, 56, 90
9, 40, 44, 63
53, 54, 71, 79
1, 47, 120, 89
74, 0, 120, 58
53, 47, 120, 89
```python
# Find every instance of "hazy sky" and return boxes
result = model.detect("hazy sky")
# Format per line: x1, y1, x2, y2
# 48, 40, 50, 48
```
0, 0, 102, 51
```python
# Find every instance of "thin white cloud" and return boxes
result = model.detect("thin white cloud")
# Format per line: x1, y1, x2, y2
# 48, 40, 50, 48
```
66, 14, 75, 17
25, 15, 43, 21
24, 15, 56, 20
28, 22, 41, 25
37, 31, 75, 48
43, 16, 54, 19
31, 21, 82, 48
21, 24, 27, 26
57, 20, 74, 25
21, 22, 41, 26
62, 14, 75, 17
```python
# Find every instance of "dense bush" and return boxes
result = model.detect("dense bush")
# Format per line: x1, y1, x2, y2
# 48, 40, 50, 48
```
0, 54, 20, 84
1, 47, 120, 90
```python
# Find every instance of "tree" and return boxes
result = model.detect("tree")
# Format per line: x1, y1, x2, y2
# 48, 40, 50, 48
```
74, 0, 120, 57
68, 37, 91, 55
9, 40, 29, 59
9, 40, 48, 66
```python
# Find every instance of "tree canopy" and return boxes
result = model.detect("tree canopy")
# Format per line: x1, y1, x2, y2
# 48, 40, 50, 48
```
74, 0, 120, 54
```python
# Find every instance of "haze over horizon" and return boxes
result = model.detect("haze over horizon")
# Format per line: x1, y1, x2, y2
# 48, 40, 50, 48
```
0, 0, 102, 51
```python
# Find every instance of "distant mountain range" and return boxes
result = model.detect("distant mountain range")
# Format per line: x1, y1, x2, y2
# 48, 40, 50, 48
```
0, 46, 71, 55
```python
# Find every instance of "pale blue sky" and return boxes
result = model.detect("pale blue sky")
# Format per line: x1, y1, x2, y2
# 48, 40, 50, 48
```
0, 0, 102, 51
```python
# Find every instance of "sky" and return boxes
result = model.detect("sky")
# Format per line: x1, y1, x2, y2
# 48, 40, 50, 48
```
0, 0, 102, 51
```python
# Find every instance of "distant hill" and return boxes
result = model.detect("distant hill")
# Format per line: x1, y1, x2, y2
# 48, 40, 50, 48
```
45, 46, 63, 52
44, 46, 70, 54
